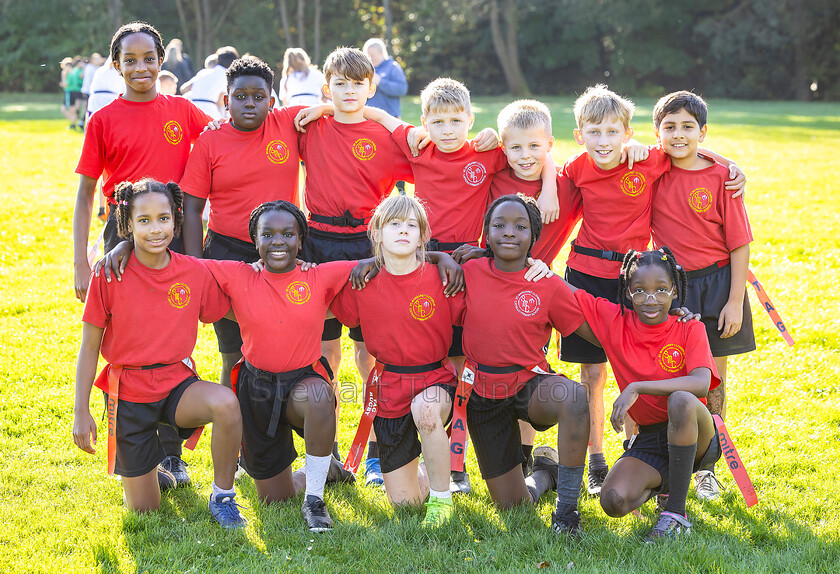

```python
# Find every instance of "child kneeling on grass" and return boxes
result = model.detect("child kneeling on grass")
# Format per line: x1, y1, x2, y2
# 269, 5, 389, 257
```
72, 178, 245, 528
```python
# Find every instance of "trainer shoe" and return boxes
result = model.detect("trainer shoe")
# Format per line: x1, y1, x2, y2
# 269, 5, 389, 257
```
302, 494, 334, 532
551, 506, 582, 537
234, 455, 247, 481
587, 465, 608, 496
644, 511, 692, 542
422, 496, 454, 528
157, 463, 177, 491
208, 492, 247, 529
450, 469, 472, 494
325, 454, 356, 485
531, 446, 559, 491
694, 469, 724, 501
160, 455, 190, 487
364, 457, 384, 486
655, 493, 669, 513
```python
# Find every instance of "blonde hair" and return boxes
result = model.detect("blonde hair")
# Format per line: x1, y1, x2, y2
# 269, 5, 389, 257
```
573, 84, 635, 129
368, 194, 430, 269
282, 47, 312, 78
323, 46, 374, 83
497, 99, 552, 140
420, 77, 471, 116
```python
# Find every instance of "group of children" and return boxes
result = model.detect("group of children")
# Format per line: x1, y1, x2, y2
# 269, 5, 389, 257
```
72, 21, 755, 541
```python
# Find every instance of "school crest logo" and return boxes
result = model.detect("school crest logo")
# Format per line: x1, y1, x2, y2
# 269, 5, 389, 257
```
463, 161, 487, 186
409, 294, 435, 321
352, 138, 376, 161
619, 171, 646, 197
658, 344, 686, 373
688, 187, 713, 213
514, 290, 541, 317
286, 281, 311, 304
167, 283, 191, 308
266, 139, 290, 164
163, 120, 183, 145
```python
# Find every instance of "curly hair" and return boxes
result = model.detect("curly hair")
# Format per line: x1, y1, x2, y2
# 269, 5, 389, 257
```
248, 200, 308, 245
482, 194, 542, 259
617, 246, 687, 315
226, 55, 274, 91
114, 179, 184, 239
110, 22, 165, 64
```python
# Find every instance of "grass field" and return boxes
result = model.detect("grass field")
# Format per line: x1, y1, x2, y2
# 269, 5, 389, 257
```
1, 92, 839, 573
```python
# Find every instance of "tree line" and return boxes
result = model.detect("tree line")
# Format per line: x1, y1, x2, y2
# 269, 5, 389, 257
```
1, 0, 837, 100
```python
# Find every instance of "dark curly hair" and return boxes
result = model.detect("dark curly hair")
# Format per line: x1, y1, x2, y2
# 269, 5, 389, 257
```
110, 22, 165, 64
248, 200, 308, 245
617, 246, 687, 315
482, 193, 542, 258
114, 179, 184, 239
226, 55, 274, 92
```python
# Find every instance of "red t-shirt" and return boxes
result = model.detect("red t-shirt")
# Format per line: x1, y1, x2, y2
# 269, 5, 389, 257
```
299, 117, 414, 234
203, 260, 354, 373
179, 106, 306, 243
651, 161, 753, 271
563, 146, 671, 278
488, 167, 583, 264
392, 124, 509, 245
449, 258, 584, 399
330, 263, 457, 418
83, 252, 230, 403
575, 290, 720, 426
76, 95, 211, 201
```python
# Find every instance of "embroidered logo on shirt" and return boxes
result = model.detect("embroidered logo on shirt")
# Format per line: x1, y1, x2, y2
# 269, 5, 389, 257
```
266, 139, 290, 164
463, 161, 487, 186
409, 294, 436, 321
286, 281, 311, 304
657, 344, 686, 373
514, 290, 541, 317
619, 171, 646, 197
167, 283, 191, 308
688, 187, 713, 213
163, 120, 183, 145
352, 138, 376, 161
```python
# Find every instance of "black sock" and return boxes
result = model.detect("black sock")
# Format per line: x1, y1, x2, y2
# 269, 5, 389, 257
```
664, 442, 698, 516
521, 444, 533, 474
367, 441, 379, 459
332, 441, 341, 460
588, 452, 607, 471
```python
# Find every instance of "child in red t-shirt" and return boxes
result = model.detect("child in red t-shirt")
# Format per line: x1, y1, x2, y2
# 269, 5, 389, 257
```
650, 91, 755, 501
73, 22, 211, 303
572, 248, 722, 541
72, 179, 245, 528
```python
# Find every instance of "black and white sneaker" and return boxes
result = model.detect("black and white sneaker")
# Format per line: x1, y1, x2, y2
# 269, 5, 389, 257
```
586, 465, 608, 496
160, 455, 191, 487
551, 507, 582, 537
302, 495, 334, 532
450, 469, 472, 494
325, 454, 356, 484
157, 464, 177, 491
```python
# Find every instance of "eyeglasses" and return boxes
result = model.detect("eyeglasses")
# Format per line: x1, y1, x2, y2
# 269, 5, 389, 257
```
628, 287, 674, 305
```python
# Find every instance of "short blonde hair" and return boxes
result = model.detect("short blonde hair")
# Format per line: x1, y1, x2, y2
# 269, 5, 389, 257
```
420, 77, 471, 116
368, 194, 430, 269
323, 46, 374, 83
573, 84, 635, 129
497, 99, 552, 140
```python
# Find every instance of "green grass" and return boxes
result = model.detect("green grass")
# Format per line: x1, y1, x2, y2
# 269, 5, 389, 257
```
1, 92, 839, 573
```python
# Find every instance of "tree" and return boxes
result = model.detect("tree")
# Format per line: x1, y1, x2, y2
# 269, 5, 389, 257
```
487, 0, 530, 96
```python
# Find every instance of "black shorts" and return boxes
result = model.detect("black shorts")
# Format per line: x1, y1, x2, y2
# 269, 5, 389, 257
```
619, 420, 723, 496
302, 227, 372, 342
104, 376, 200, 478
373, 383, 456, 473
103, 208, 183, 255
466, 374, 557, 480
67, 91, 83, 106
235, 359, 334, 480
682, 263, 756, 357
560, 267, 622, 364
448, 326, 464, 358
203, 229, 260, 354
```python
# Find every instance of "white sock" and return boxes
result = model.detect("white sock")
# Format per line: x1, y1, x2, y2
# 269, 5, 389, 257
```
429, 488, 451, 500
305, 453, 331, 499
212, 482, 235, 498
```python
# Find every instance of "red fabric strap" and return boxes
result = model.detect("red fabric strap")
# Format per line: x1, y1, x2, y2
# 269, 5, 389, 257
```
449, 360, 477, 473
344, 361, 383, 473
713, 414, 758, 507
747, 269, 794, 346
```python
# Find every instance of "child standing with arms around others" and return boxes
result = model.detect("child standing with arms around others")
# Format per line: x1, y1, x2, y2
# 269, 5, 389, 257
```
72, 179, 246, 528
574, 248, 722, 540
650, 91, 754, 500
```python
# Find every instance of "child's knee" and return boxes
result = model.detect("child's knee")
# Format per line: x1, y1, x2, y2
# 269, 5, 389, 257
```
667, 390, 697, 421
411, 400, 440, 434
557, 379, 589, 418
600, 487, 629, 518
210, 387, 241, 424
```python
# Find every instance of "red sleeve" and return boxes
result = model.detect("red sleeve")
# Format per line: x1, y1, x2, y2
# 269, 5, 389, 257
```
557, 172, 582, 232
319, 260, 356, 304
81, 273, 110, 328
201, 258, 248, 294
646, 145, 672, 181
722, 190, 753, 252
390, 124, 416, 178
684, 321, 721, 391
186, 100, 212, 143
276, 105, 306, 143
489, 146, 509, 174
547, 279, 586, 336
574, 289, 620, 343
329, 283, 360, 328
446, 290, 466, 327
198, 268, 230, 323
75, 113, 106, 179
179, 135, 212, 199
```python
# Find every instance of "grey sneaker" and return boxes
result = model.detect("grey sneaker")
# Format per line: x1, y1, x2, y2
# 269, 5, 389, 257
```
450, 469, 472, 494
694, 469, 724, 501
302, 495, 334, 532
644, 511, 692, 541
531, 445, 559, 491
325, 454, 356, 484
160, 455, 190, 487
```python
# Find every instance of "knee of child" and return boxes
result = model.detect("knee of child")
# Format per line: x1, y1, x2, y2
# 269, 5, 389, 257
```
667, 390, 695, 419
411, 400, 439, 434
558, 379, 589, 418
600, 487, 628, 518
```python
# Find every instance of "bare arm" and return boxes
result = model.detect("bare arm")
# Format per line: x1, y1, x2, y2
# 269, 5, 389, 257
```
698, 147, 746, 196
719, 244, 749, 338
537, 154, 559, 224
73, 175, 99, 302
362, 106, 406, 133
182, 194, 207, 258
72, 322, 105, 454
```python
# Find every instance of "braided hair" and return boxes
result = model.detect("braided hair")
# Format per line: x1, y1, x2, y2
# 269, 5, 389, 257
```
226, 55, 274, 92
617, 246, 687, 315
482, 193, 543, 258
110, 22, 165, 64
248, 200, 308, 245
114, 179, 184, 239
